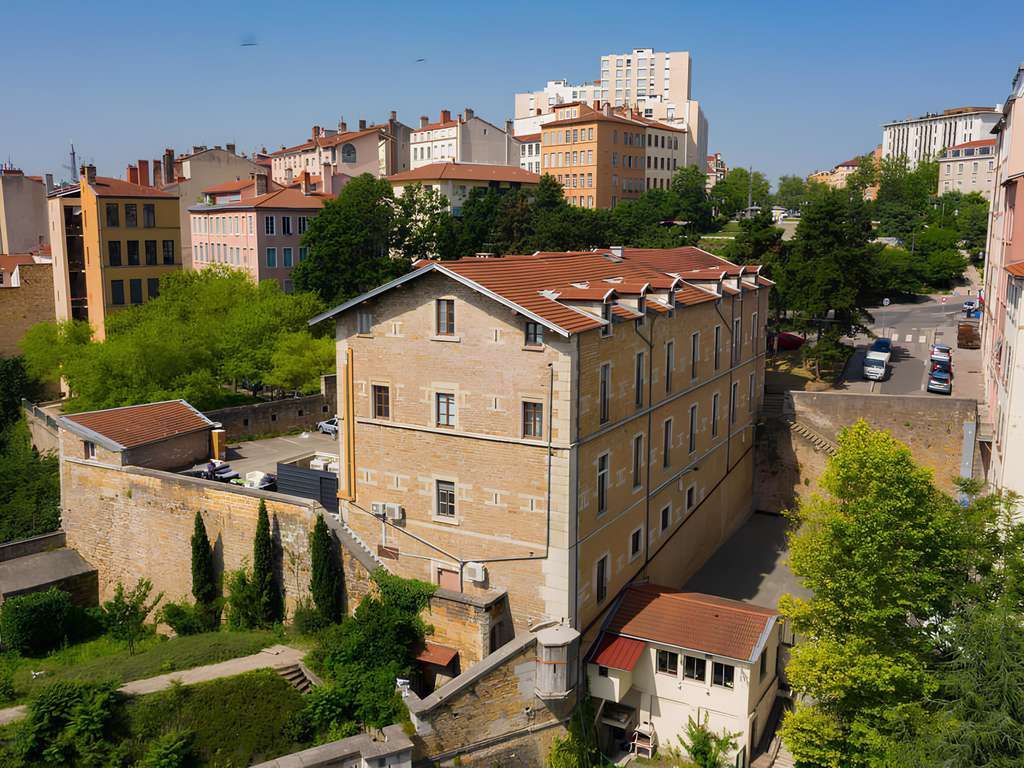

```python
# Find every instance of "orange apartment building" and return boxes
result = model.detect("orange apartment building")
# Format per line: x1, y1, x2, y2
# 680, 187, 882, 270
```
540, 103, 647, 209
79, 165, 181, 340
312, 246, 770, 641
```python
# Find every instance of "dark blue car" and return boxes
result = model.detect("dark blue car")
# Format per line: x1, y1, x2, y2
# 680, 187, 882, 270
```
870, 338, 892, 355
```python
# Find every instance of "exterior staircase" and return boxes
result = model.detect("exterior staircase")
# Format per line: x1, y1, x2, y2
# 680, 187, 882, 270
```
762, 391, 838, 456
787, 421, 838, 456
275, 662, 321, 694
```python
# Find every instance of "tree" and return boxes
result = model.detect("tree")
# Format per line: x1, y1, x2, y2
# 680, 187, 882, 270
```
265, 331, 335, 393
191, 511, 216, 606
875, 157, 939, 242
0, 418, 60, 543
670, 165, 714, 232
310, 514, 343, 624
18, 319, 91, 385
709, 167, 770, 218
723, 210, 783, 265
101, 579, 163, 655
294, 174, 407, 304
0, 356, 41, 432
844, 153, 878, 200
392, 182, 454, 261
253, 499, 282, 625
779, 421, 966, 766
774, 175, 808, 211
913, 226, 968, 288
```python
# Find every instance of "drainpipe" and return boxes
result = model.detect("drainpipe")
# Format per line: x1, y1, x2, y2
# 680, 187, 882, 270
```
635, 313, 656, 569
714, 295, 736, 472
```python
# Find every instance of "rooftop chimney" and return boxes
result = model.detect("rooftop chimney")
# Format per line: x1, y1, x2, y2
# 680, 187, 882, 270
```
419, 115, 429, 129
300, 171, 311, 196
440, 109, 451, 124
602, 103, 612, 117
322, 162, 333, 196
358, 118, 367, 130
80, 164, 96, 184
463, 107, 474, 121
338, 119, 347, 132
312, 125, 321, 140
505, 119, 513, 136
44, 173, 54, 193
252, 172, 268, 196
163, 149, 174, 184
152, 160, 162, 186
137, 159, 150, 187
127, 164, 139, 184
389, 110, 397, 121
226, 143, 236, 154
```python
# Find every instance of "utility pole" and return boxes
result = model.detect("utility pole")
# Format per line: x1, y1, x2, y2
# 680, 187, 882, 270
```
747, 165, 753, 211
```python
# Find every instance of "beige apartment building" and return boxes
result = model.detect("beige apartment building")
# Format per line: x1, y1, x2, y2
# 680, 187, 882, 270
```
938, 139, 997, 200
0, 168, 49, 255
410, 109, 519, 170
312, 246, 769, 639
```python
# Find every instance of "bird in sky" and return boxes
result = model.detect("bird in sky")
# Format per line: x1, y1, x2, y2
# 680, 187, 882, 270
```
241, 35, 259, 47
416, 58, 426, 63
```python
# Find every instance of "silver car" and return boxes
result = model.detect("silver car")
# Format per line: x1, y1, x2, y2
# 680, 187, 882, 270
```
927, 370, 952, 395
317, 416, 339, 436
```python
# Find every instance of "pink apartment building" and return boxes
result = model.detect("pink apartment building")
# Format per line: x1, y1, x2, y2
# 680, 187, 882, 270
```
189, 174, 329, 292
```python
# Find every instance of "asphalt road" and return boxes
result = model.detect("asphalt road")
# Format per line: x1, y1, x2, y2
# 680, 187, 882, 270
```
837, 296, 982, 398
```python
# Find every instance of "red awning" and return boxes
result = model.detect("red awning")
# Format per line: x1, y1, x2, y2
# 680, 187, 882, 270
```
416, 642, 459, 667
589, 633, 645, 672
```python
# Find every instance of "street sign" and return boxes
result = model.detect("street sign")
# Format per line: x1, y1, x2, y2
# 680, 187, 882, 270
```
882, 298, 890, 307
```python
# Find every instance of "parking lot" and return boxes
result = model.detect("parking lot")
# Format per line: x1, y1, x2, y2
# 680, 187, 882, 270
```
222, 431, 338, 477
836, 296, 982, 399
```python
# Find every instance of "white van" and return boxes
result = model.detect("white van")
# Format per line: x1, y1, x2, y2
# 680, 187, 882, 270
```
862, 351, 887, 381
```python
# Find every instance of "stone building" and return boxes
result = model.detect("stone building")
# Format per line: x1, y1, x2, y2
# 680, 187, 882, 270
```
312, 246, 770, 641
0, 259, 55, 356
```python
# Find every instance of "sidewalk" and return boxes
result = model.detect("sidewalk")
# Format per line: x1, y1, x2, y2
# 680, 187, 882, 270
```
0, 644, 303, 726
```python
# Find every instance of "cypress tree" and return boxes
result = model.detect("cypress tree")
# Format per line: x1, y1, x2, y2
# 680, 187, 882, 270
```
190, 511, 216, 605
253, 499, 281, 624
310, 514, 342, 624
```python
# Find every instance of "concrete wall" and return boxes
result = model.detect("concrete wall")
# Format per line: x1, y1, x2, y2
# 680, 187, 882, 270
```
0, 531, 65, 562
205, 375, 337, 440
406, 633, 569, 766
23, 401, 60, 455
0, 172, 48, 254
0, 262, 55, 356
251, 724, 413, 768
123, 429, 212, 471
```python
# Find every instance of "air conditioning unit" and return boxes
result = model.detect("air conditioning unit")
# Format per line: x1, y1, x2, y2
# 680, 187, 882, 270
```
464, 561, 487, 584
310, 457, 328, 471
370, 502, 385, 517
384, 503, 404, 521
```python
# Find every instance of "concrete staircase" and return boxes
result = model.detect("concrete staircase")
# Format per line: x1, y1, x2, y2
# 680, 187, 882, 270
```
761, 392, 786, 418
322, 512, 387, 573
787, 421, 838, 456
275, 663, 320, 694
762, 391, 838, 456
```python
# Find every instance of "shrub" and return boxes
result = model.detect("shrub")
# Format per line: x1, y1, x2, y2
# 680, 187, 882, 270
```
310, 514, 342, 624
0, 651, 17, 704
136, 729, 195, 768
100, 578, 163, 655
225, 566, 266, 630
190, 511, 217, 606
159, 599, 220, 637
291, 597, 328, 636
0, 587, 72, 655
16, 679, 122, 766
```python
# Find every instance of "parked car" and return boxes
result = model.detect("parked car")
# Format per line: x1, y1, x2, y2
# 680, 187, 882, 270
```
962, 298, 979, 313
927, 370, 953, 395
317, 416, 339, 436
931, 358, 953, 376
862, 351, 888, 381
776, 332, 805, 351
930, 344, 953, 364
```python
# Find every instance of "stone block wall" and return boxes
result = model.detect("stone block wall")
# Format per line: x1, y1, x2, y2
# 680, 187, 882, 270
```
124, 429, 213, 471
0, 263, 54, 357
406, 633, 569, 766
205, 374, 337, 440
0, 531, 65, 562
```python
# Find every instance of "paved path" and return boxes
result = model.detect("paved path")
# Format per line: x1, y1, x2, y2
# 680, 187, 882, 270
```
0, 644, 303, 726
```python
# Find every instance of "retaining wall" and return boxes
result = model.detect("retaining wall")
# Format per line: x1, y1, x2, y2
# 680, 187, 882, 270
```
205, 374, 337, 440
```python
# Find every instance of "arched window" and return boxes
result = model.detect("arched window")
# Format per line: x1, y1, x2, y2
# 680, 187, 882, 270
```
341, 143, 357, 163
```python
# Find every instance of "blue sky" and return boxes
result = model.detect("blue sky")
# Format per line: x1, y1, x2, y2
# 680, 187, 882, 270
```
2, 0, 1020, 187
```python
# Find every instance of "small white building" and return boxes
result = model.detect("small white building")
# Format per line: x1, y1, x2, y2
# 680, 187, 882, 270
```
387, 162, 540, 216
517, 132, 542, 174
882, 106, 1001, 168
410, 109, 519, 170
937, 139, 997, 200
586, 585, 780, 767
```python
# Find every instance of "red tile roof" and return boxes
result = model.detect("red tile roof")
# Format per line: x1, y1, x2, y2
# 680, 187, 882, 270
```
199, 186, 330, 211
836, 158, 861, 168
589, 633, 645, 671
0, 254, 36, 272
62, 400, 214, 450
315, 247, 760, 336
1006, 262, 1024, 277
413, 120, 457, 134
202, 178, 280, 196
387, 163, 541, 184
416, 642, 458, 667
516, 133, 542, 143
605, 585, 778, 663
317, 126, 387, 148
949, 138, 998, 150
544, 110, 645, 129
270, 140, 316, 157
87, 176, 176, 199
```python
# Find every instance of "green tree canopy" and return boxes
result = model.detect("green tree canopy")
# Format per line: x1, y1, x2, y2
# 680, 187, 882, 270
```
774, 175, 808, 211
723, 210, 783, 265
876, 156, 939, 242
709, 167, 771, 218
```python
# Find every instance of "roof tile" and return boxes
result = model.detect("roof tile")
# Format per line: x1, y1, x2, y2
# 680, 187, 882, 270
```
62, 400, 213, 450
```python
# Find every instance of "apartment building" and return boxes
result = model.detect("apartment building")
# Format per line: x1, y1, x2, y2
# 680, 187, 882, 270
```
0, 168, 49, 254
387, 163, 540, 216
155, 145, 265, 269
882, 106, 1001, 168
517, 49, 709, 170
201, 176, 283, 205
980, 64, 1024, 506
622, 111, 686, 191
517, 133, 542, 174
409, 109, 519, 170
189, 173, 327, 291
706, 153, 727, 193
312, 246, 770, 640
269, 114, 412, 186
79, 165, 181, 340
540, 103, 647, 208
938, 139, 997, 200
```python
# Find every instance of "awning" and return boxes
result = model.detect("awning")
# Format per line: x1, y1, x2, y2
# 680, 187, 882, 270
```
588, 633, 646, 672
416, 642, 459, 668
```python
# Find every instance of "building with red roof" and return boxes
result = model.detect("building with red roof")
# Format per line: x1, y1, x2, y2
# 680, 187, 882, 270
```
409, 108, 520, 174
311, 246, 771, 685
387, 162, 540, 216
938, 138, 997, 200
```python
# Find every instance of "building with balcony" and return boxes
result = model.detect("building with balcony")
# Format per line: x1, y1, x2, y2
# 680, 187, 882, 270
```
311, 245, 770, 645
586, 585, 779, 766
386, 162, 540, 216
980, 64, 1024, 507
79, 165, 181, 340
882, 106, 1001, 168
938, 139, 997, 200
409, 109, 520, 170
49, 183, 88, 322
189, 172, 327, 291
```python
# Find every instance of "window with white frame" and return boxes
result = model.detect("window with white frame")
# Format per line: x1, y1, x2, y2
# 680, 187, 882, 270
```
656, 649, 678, 675
629, 526, 643, 560
597, 453, 609, 516
357, 310, 372, 335
662, 418, 672, 468
688, 403, 698, 453
712, 661, 735, 688
684, 655, 706, 681
264, 215, 275, 235
436, 480, 456, 518
525, 321, 544, 347
436, 392, 455, 427
84, 441, 96, 460
632, 434, 644, 488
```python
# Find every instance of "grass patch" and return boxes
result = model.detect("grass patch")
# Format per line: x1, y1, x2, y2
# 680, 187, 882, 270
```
124, 669, 306, 766
9, 630, 277, 702
697, 238, 732, 256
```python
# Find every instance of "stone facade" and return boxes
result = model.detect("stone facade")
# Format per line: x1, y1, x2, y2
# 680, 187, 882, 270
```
406, 633, 569, 766
204, 375, 337, 441
0, 262, 55, 356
